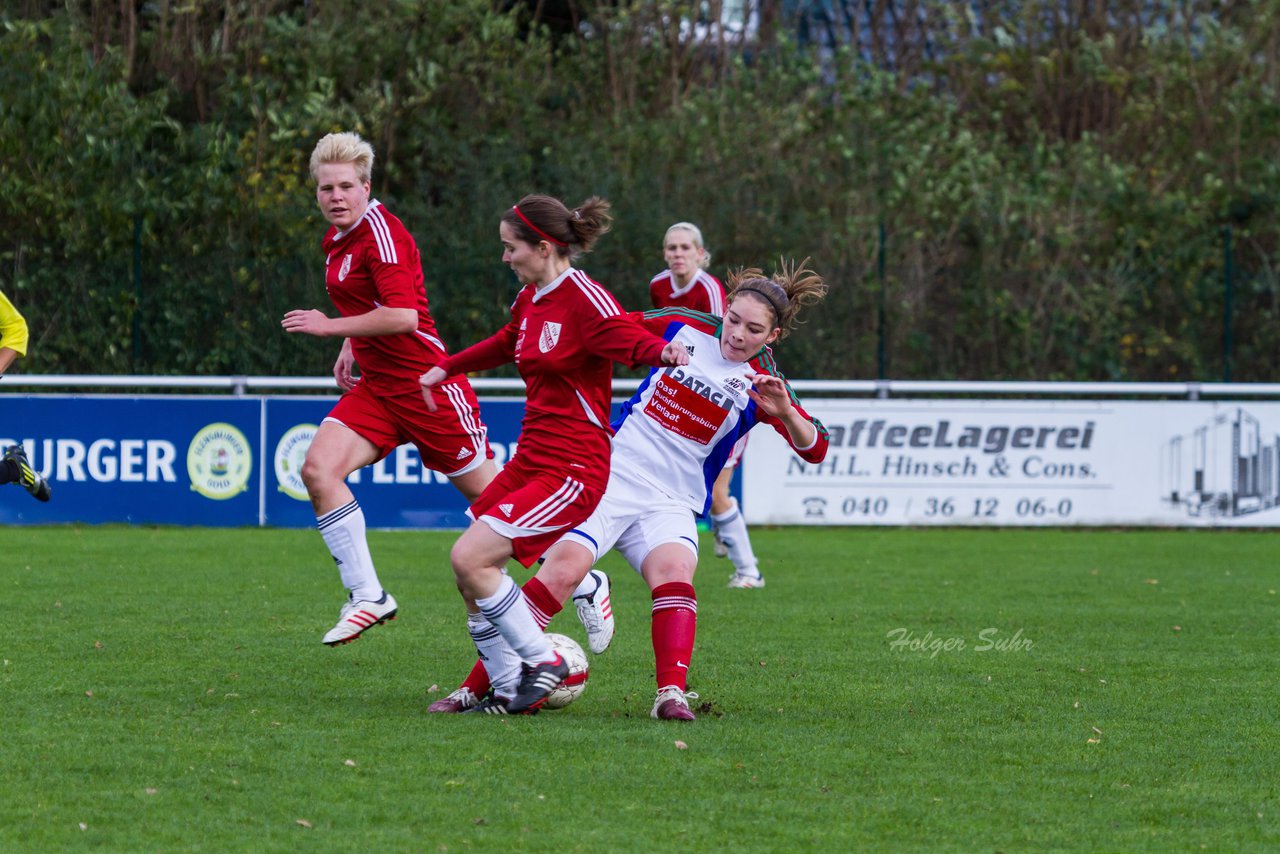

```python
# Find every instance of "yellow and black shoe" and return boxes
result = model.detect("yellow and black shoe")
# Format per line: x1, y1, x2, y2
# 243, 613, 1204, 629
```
4, 445, 50, 502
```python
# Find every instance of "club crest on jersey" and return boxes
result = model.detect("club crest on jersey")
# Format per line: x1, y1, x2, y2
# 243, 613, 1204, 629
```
338, 253, 353, 281
539, 321, 562, 353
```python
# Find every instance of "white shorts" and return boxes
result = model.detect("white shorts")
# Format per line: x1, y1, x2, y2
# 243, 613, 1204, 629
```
560, 480, 699, 574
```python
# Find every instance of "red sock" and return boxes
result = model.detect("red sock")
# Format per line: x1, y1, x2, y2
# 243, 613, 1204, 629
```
522, 576, 562, 630
458, 658, 490, 697
651, 582, 697, 691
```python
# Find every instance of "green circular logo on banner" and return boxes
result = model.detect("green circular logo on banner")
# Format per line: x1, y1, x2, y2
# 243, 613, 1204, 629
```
187, 422, 253, 500
274, 424, 317, 502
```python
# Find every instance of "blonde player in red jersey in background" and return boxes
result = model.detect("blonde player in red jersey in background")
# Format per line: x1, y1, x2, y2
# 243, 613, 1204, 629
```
419, 194, 689, 714
283, 132, 497, 646
433, 259, 829, 719
648, 222, 725, 314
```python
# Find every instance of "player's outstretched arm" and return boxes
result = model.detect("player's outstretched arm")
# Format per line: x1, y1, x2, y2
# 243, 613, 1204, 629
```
282, 306, 416, 338
661, 340, 690, 366
747, 373, 817, 450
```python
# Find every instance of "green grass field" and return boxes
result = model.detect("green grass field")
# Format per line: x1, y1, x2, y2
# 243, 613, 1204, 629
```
4, 525, 1277, 851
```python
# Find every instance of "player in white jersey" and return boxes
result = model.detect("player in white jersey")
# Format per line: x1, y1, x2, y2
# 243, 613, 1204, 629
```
638, 223, 761, 586
433, 259, 828, 719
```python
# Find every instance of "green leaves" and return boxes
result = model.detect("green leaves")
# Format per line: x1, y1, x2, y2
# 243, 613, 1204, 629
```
5, 2, 1280, 381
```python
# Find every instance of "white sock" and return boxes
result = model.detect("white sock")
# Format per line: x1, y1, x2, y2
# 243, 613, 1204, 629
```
317, 500, 383, 601
476, 575, 554, 664
711, 497, 760, 576
570, 570, 601, 601
468, 612, 522, 697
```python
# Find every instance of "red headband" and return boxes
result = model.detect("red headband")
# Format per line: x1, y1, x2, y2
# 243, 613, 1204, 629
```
512, 204, 568, 248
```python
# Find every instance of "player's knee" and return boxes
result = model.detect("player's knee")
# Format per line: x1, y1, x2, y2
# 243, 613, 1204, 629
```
647, 556, 696, 588
449, 539, 485, 584
539, 558, 592, 602
299, 453, 342, 494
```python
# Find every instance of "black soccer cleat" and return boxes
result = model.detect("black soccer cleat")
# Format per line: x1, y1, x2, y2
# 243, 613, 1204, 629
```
506, 653, 568, 714
463, 692, 513, 715
5, 445, 50, 502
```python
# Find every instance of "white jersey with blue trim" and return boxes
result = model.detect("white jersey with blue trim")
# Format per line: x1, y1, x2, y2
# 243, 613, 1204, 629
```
610, 318, 760, 515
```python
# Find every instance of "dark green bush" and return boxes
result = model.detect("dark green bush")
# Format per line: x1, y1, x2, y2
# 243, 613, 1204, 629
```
2, 1, 1277, 381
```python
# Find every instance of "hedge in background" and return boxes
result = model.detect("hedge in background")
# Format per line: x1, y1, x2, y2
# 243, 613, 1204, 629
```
2, 1, 1277, 381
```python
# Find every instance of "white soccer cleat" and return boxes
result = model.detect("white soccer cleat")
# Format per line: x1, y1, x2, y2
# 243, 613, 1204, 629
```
727, 571, 765, 589
651, 685, 699, 721
322, 592, 398, 645
573, 570, 615, 654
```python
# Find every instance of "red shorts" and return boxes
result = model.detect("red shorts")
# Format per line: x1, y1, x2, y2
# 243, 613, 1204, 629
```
326, 376, 491, 475
470, 450, 606, 567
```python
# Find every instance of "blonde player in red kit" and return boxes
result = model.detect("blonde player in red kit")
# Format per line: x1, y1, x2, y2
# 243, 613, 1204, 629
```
648, 222, 725, 315
419, 194, 689, 714
283, 132, 497, 646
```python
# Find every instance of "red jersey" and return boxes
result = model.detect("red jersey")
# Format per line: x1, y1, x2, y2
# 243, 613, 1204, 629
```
649, 269, 725, 315
322, 200, 448, 391
443, 267, 670, 482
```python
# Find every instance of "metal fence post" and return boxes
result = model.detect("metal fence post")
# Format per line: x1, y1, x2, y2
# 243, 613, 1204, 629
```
1223, 225, 1234, 383
877, 218, 887, 381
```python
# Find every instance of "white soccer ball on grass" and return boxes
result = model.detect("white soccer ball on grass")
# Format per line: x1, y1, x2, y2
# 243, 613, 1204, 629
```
541, 632, 589, 710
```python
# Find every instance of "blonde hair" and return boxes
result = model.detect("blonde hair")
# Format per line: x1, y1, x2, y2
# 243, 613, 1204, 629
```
309, 132, 375, 184
663, 222, 711, 268
725, 257, 828, 339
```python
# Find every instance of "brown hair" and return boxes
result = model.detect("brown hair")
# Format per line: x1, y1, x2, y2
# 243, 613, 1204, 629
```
502, 194, 613, 260
725, 257, 827, 339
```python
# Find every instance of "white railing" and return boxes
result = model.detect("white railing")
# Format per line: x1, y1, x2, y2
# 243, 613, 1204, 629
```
6, 375, 1280, 399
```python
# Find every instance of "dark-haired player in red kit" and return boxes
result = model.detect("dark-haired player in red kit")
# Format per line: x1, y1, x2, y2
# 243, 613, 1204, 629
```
283, 132, 497, 646
420, 193, 689, 714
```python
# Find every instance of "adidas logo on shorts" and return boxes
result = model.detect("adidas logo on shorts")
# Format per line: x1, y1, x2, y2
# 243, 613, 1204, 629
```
499, 503, 514, 516
456, 446, 473, 460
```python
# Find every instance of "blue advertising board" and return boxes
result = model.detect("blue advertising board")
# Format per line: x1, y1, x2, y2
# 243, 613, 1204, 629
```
2, 395, 261, 526
262, 396, 524, 529
1, 394, 528, 528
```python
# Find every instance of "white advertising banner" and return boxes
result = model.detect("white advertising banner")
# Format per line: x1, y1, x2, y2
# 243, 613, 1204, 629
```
742, 399, 1280, 527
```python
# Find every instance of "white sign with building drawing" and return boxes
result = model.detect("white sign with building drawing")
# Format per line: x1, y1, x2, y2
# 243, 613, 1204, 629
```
742, 399, 1280, 527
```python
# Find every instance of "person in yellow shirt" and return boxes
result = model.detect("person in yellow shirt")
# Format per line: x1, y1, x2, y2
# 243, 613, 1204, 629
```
1, 290, 51, 501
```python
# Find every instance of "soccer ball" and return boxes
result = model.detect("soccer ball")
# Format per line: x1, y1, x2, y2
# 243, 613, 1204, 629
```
542, 632, 589, 710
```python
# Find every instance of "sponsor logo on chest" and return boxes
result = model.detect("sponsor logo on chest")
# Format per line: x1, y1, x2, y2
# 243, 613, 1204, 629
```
663, 365, 745, 408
